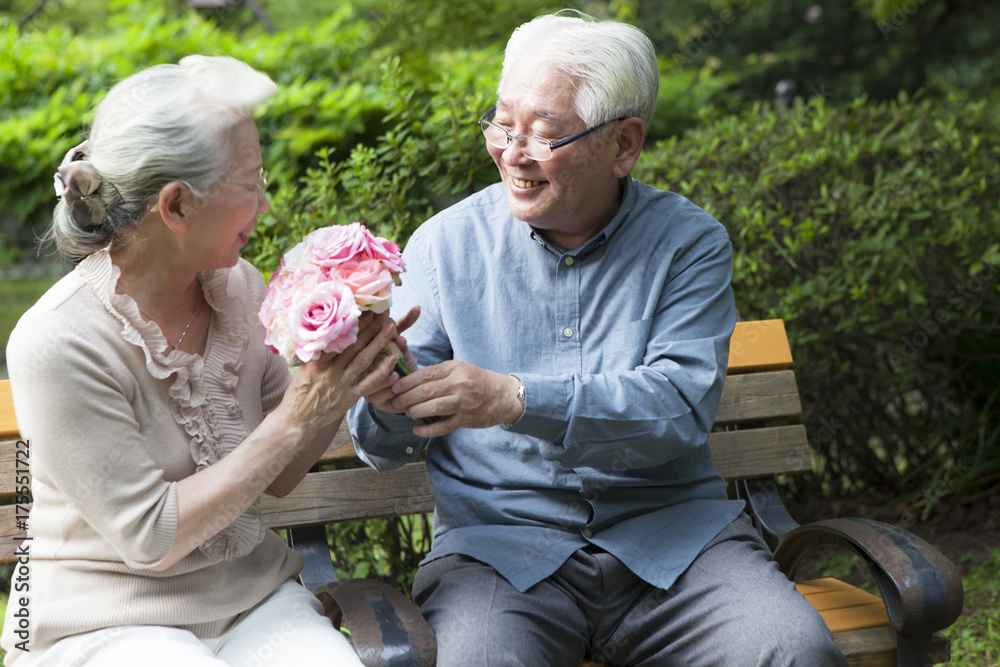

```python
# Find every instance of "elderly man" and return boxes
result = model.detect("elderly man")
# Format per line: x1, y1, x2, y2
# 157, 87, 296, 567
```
350, 12, 848, 666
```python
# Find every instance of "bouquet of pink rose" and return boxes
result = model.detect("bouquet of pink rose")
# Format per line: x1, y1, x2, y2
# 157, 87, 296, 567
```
259, 223, 411, 370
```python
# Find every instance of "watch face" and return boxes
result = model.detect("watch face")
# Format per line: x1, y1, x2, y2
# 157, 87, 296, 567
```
511, 375, 526, 407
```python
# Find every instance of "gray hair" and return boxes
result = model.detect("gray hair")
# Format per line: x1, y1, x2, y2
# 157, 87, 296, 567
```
499, 12, 659, 127
47, 55, 277, 263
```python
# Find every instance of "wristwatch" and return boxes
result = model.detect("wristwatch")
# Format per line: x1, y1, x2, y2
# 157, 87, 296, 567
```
506, 375, 525, 425
514, 376, 526, 410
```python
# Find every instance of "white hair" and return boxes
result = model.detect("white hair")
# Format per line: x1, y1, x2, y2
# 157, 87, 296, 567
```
499, 12, 660, 127
48, 55, 277, 263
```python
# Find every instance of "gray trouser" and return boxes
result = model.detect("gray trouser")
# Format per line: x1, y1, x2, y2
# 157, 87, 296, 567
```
412, 513, 848, 667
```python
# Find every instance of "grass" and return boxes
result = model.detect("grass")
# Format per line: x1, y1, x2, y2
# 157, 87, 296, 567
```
0, 277, 60, 363
945, 549, 1000, 666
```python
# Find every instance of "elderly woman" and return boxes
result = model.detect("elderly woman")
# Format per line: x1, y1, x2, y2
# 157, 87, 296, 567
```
0, 56, 398, 666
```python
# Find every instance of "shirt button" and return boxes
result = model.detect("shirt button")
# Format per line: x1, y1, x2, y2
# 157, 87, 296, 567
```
405, 446, 414, 454
582, 529, 593, 538
564, 257, 574, 266
563, 328, 573, 338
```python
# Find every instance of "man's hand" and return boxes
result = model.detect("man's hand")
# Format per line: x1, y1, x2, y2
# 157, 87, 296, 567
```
387, 361, 524, 437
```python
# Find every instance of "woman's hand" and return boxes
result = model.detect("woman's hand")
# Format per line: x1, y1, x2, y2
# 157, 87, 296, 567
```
364, 306, 420, 413
279, 311, 400, 440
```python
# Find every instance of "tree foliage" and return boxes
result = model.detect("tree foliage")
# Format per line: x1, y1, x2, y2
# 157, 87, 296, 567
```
635, 0, 1000, 107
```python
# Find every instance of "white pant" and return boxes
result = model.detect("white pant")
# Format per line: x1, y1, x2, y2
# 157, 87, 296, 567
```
12, 580, 364, 667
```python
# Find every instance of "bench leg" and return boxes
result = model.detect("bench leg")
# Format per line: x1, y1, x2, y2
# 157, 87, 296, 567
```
287, 523, 340, 592
897, 633, 940, 667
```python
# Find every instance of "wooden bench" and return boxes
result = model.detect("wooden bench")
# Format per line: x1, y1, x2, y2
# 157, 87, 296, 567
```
0, 319, 964, 666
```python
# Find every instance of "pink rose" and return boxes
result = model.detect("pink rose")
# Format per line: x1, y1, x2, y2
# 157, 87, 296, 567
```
259, 223, 406, 365
288, 280, 362, 363
305, 223, 369, 270
359, 227, 405, 276
259, 266, 324, 361
331, 258, 394, 314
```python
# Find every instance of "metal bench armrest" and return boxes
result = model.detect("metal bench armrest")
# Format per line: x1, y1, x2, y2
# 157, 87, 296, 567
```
772, 517, 964, 638
740, 478, 963, 666
288, 525, 436, 667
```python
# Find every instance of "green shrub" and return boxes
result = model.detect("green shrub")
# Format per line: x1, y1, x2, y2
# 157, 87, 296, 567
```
635, 93, 1000, 512
328, 514, 432, 593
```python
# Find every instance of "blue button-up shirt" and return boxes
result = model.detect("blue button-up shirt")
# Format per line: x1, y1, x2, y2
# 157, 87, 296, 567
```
349, 177, 743, 593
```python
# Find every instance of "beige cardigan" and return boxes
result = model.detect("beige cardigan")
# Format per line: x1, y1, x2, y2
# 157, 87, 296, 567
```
1, 250, 302, 661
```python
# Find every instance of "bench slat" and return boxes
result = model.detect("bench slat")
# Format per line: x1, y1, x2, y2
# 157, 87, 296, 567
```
317, 425, 357, 466
796, 578, 890, 633
708, 424, 811, 480
313, 371, 805, 469
831, 627, 950, 666
260, 462, 435, 529
270, 425, 812, 531
0, 382, 17, 440
728, 319, 793, 374
714, 370, 801, 425
0, 438, 29, 498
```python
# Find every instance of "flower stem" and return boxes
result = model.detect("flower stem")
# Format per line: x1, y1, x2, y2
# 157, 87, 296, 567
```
379, 340, 438, 424
395, 356, 414, 377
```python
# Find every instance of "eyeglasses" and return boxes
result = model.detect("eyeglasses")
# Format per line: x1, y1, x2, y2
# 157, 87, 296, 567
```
227, 167, 268, 193
477, 106, 627, 161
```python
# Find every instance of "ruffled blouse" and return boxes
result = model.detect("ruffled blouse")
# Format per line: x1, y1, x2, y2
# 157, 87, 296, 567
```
75, 248, 266, 561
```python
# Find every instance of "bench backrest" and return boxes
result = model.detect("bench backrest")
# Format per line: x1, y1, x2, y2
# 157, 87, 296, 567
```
0, 319, 808, 562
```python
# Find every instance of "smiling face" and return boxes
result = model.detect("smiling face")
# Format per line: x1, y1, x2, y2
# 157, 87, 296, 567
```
487, 59, 626, 250
188, 117, 270, 269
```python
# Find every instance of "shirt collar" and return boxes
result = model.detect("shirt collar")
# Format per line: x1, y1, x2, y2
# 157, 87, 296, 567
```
524, 176, 636, 260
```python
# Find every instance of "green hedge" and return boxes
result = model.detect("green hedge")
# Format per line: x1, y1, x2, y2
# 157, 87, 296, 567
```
635, 93, 1000, 513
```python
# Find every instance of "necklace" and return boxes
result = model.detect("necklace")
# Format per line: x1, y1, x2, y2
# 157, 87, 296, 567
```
140, 300, 198, 351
